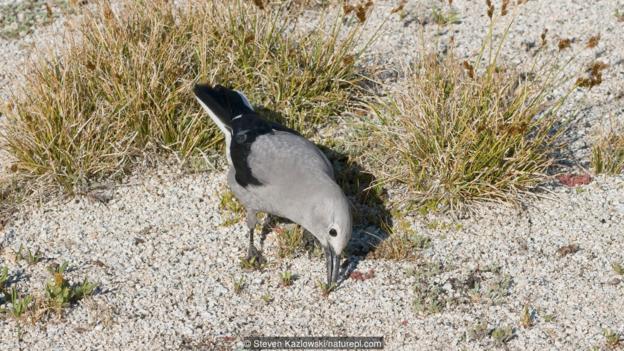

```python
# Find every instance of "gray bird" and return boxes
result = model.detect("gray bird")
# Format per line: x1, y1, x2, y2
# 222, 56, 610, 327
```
193, 84, 352, 285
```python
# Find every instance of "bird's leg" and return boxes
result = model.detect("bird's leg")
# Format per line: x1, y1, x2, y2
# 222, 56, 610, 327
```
258, 214, 272, 252
245, 210, 260, 260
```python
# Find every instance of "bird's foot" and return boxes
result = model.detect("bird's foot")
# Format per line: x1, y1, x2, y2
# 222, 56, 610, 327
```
246, 245, 261, 261
240, 246, 266, 270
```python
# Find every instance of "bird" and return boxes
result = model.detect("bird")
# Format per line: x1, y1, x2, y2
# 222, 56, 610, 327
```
193, 84, 352, 286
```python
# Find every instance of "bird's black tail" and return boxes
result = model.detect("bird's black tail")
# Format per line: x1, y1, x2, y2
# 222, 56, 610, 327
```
193, 84, 254, 134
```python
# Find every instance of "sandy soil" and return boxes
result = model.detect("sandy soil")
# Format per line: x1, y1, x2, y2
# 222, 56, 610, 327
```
1, 1, 623, 350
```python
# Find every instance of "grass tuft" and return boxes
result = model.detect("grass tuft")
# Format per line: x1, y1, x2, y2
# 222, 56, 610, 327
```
279, 271, 295, 287
275, 225, 306, 258
15, 244, 43, 265
6, 287, 33, 319
604, 329, 622, 349
2, 0, 367, 192
260, 293, 273, 305
519, 304, 535, 328
591, 128, 624, 175
491, 325, 514, 345
219, 190, 245, 227
468, 321, 489, 341
369, 219, 430, 260
362, 23, 571, 212
233, 276, 246, 294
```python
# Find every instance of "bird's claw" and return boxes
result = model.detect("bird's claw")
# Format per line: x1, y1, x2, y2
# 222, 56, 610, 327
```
246, 245, 262, 262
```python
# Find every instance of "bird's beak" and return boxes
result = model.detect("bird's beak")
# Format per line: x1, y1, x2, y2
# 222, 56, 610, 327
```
324, 246, 340, 285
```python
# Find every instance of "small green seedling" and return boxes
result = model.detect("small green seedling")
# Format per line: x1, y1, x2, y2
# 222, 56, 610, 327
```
74, 278, 97, 300
543, 313, 556, 323
468, 322, 489, 341
45, 269, 97, 314
487, 274, 513, 303
260, 293, 273, 305
233, 277, 246, 294
46, 274, 72, 313
15, 245, 42, 265
317, 280, 337, 297
491, 326, 514, 345
413, 283, 445, 315
219, 190, 244, 226
520, 305, 534, 328
280, 271, 295, 287
14, 245, 23, 261
604, 329, 621, 348
612, 262, 624, 276
8, 287, 32, 318
25, 249, 42, 265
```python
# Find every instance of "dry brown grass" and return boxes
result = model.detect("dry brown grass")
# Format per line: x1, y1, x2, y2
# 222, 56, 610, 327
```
361, 24, 572, 212
592, 126, 624, 175
368, 219, 430, 260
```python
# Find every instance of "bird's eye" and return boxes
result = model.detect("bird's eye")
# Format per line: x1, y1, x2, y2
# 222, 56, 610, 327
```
329, 228, 337, 237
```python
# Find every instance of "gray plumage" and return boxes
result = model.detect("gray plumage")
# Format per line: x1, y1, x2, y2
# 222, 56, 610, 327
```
193, 84, 352, 285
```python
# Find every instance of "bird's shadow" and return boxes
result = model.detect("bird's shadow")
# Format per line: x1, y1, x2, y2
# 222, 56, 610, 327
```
0, 269, 28, 305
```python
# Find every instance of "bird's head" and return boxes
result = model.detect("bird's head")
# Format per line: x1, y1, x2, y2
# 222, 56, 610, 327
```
304, 182, 352, 286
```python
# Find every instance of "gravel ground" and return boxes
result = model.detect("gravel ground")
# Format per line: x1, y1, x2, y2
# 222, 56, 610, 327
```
1, 0, 624, 350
